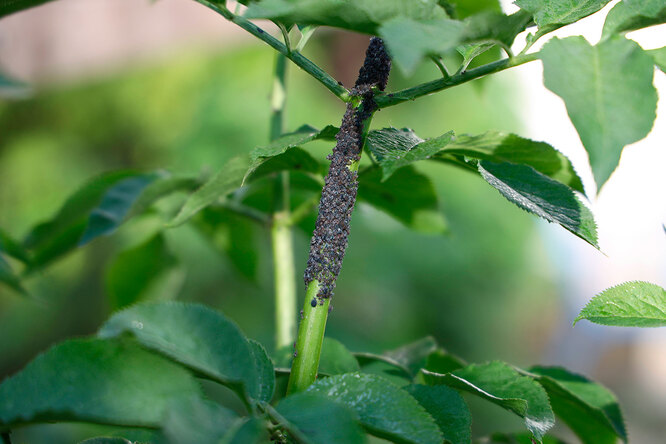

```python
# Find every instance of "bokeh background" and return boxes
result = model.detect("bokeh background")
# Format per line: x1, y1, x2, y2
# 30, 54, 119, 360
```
0, 0, 664, 442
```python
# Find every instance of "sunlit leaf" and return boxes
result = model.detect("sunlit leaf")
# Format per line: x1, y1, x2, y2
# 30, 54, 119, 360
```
515, 0, 612, 38
602, 0, 666, 38
575, 281, 666, 327
648, 46, 666, 72
540, 36, 657, 190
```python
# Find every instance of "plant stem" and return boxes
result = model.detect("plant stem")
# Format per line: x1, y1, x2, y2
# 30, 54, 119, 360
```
287, 280, 330, 393
270, 53, 298, 350
194, 0, 350, 102
375, 52, 538, 108
287, 38, 391, 393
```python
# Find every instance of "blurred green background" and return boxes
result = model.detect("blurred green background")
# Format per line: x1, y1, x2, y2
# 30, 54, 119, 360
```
0, 36, 564, 442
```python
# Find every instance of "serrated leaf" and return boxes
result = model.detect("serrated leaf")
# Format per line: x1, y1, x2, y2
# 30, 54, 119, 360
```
170, 156, 250, 227
275, 392, 367, 444
358, 166, 447, 234
478, 160, 598, 248
649, 47, 666, 72
514, 0, 611, 38
161, 397, 239, 444
441, 131, 584, 193
384, 337, 438, 377
319, 338, 361, 375
307, 373, 443, 444
540, 36, 657, 190
105, 233, 178, 310
602, 0, 666, 38
422, 361, 555, 441
0, 338, 201, 429
0, 0, 58, 18
244, 0, 451, 35
98, 302, 260, 402
527, 366, 626, 444
366, 128, 454, 181
244, 125, 335, 184
404, 384, 471, 444
575, 281, 666, 327
248, 339, 276, 403
79, 173, 159, 245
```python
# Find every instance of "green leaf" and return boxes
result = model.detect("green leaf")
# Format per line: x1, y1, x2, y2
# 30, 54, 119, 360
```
248, 339, 276, 403
384, 337, 438, 377
366, 128, 454, 181
358, 166, 447, 235
105, 233, 178, 310
441, 131, 584, 193
0, 228, 30, 264
220, 417, 270, 444
574, 281, 666, 327
24, 171, 141, 270
527, 366, 626, 444
0, 338, 201, 429
244, 125, 336, 183
424, 349, 467, 374
79, 173, 160, 245
319, 338, 361, 375
170, 156, 250, 227
422, 361, 555, 441
404, 384, 471, 444
98, 302, 260, 401
485, 432, 567, 444
307, 373, 443, 444
244, 0, 451, 35
478, 160, 598, 248
0, 0, 58, 18
78, 439, 132, 444
161, 397, 239, 444
379, 17, 466, 74
0, 256, 26, 295
602, 0, 666, 38
540, 36, 658, 190
196, 208, 259, 280
275, 392, 367, 444
515, 0, 611, 38
648, 46, 666, 72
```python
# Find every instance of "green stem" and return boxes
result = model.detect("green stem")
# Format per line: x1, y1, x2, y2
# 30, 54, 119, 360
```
375, 52, 538, 108
194, 0, 350, 102
287, 280, 330, 394
270, 53, 298, 350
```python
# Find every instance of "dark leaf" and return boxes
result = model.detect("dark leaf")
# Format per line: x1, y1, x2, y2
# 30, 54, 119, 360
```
404, 384, 472, 444
478, 160, 598, 248
319, 338, 361, 375
161, 397, 239, 444
384, 337, 438, 377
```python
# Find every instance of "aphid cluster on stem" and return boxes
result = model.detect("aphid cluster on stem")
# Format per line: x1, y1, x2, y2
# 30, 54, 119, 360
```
303, 37, 391, 304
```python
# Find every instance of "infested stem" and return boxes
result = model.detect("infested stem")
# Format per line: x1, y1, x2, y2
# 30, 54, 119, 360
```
270, 53, 298, 350
287, 38, 391, 393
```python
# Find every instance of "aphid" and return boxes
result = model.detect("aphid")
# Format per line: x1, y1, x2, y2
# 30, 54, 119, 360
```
310, 299, 317, 307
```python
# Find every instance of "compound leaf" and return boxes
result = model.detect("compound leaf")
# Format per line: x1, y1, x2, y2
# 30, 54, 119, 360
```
0, 338, 201, 429
307, 373, 443, 444
540, 36, 657, 190
478, 160, 598, 248
574, 281, 666, 327
422, 361, 555, 441
527, 366, 626, 444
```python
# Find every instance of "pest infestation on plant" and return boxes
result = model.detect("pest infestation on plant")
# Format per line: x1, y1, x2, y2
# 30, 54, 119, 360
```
0, 0, 665, 444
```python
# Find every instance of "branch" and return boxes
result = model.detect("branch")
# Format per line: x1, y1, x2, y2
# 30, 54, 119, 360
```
375, 52, 539, 108
194, 1, 350, 102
